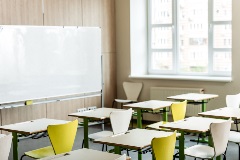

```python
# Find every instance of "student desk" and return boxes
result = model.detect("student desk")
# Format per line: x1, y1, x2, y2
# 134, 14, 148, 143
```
198, 107, 240, 119
123, 100, 174, 128
167, 93, 218, 112
158, 116, 228, 160
0, 118, 68, 160
68, 108, 125, 148
39, 148, 127, 160
94, 128, 179, 160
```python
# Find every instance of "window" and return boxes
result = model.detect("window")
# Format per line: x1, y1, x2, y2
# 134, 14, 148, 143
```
148, 0, 232, 76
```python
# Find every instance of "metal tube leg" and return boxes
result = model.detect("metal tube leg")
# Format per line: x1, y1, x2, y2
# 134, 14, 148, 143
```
137, 109, 142, 128
12, 132, 18, 160
179, 131, 185, 160
83, 118, 89, 148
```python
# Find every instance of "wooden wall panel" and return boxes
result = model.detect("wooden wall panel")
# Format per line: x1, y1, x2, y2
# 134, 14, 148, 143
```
103, 53, 117, 108
85, 96, 101, 108
44, 0, 82, 26
46, 98, 84, 121
0, 0, 43, 25
101, 0, 116, 53
82, 0, 101, 26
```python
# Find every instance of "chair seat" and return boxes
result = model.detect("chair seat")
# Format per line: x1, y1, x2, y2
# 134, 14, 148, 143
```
184, 145, 214, 159
115, 99, 133, 103
228, 131, 240, 143
24, 146, 55, 159
88, 131, 113, 140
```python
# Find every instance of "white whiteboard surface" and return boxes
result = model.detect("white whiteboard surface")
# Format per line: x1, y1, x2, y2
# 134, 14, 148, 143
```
0, 26, 102, 104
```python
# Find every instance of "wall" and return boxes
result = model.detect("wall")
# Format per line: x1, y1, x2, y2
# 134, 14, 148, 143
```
0, 0, 116, 126
115, 0, 240, 121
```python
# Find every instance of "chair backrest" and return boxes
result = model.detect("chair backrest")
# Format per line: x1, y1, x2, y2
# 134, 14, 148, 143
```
226, 94, 240, 108
171, 100, 187, 122
48, 119, 78, 155
0, 134, 12, 160
151, 131, 177, 160
110, 108, 132, 135
115, 154, 126, 160
210, 119, 231, 157
123, 82, 143, 101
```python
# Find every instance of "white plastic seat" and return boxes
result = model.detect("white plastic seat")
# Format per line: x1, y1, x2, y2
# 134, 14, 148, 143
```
228, 131, 240, 160
88, 108, 133, 151
184, 119, 231, 160
0, 134, 13, 160
112, 82, 143, 109
115, 154, 127, 160
226, 93, 240, 131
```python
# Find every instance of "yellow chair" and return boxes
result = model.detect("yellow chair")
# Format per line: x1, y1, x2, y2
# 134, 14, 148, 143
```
151, 131, 177, 160
20, 119, 78, 159
146, 100, 187, 130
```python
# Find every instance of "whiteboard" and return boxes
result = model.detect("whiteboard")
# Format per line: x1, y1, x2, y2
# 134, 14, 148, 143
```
0, 26, 102, 104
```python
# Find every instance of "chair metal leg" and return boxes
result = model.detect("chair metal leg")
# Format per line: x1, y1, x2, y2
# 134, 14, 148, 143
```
112, 101, 115, 108
20, 155, 26, 160
82, 140, 84, 148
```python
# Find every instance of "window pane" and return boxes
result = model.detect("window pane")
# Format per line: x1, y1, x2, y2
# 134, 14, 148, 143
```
213, 52, 231, 71
179, 0, 208, 73
213, 24, 232, 48
152, 27, 172, 49
213, 0, 232, 21
151, 52, 173, 70
151, 0, 172, 24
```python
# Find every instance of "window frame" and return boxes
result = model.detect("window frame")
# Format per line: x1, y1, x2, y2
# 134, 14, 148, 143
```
147, 0, 232, 77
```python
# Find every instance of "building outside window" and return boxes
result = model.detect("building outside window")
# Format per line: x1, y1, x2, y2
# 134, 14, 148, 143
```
148, 0, 232, 77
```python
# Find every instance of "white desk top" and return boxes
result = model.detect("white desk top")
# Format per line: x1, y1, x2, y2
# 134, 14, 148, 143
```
94, 128, 179, 150
39, 148, 124, 160
123, 100, 174, 110
167, 93, 218, 101
68, 108, 125, 120
198, 107, 240, 119
158, 116, 227, 133
0, 118, 68, 135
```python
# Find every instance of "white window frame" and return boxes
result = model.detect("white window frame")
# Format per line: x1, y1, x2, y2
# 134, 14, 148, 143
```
147, 0, 232, 77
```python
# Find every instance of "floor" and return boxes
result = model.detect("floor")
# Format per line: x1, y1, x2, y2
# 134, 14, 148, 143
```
8, 121, 239, 160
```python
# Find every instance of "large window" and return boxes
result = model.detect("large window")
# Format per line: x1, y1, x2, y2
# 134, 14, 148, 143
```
148, 0, 232, 77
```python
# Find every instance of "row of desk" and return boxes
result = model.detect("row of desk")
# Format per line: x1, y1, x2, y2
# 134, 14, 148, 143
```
1, 93, 238, 160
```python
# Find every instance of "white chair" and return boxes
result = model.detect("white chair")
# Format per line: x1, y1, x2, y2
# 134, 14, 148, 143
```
0, 134, 12, 160
115, 154, 127, 160
88, 108, 133, 151
112, 82, 143, 109
226, 93, 240, 131
228, 131, 240, 160
184, 119, 231, 160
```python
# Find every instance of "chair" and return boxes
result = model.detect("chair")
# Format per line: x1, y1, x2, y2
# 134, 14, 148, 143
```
228, 131, 240, 160
87, 108, 132, 151
151, 131, 177, 160
20, 119, 78, 159
226, 93, 240, 131
183, 119, 231, 160
115, 154, 127, 160
112, 82, 143, 109
0, 134, 12, 160
146, 100, 187, 130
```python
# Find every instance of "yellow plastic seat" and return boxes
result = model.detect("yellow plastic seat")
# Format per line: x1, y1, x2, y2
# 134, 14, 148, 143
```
146, 100, 187, 130
20, 119, 78, 159
151, 131, 177, 160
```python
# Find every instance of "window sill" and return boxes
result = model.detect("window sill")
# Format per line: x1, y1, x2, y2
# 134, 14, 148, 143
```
129, 74, 232, 82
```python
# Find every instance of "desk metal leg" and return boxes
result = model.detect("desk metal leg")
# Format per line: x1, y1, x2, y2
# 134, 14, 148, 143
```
114, 146, 121, 154
12, 132, 18, 160
138, 151, 142, 160
83, 118, 89, 148
179, 131, 185, 160
137, 109, 142, 129
162, 108, 168, 122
